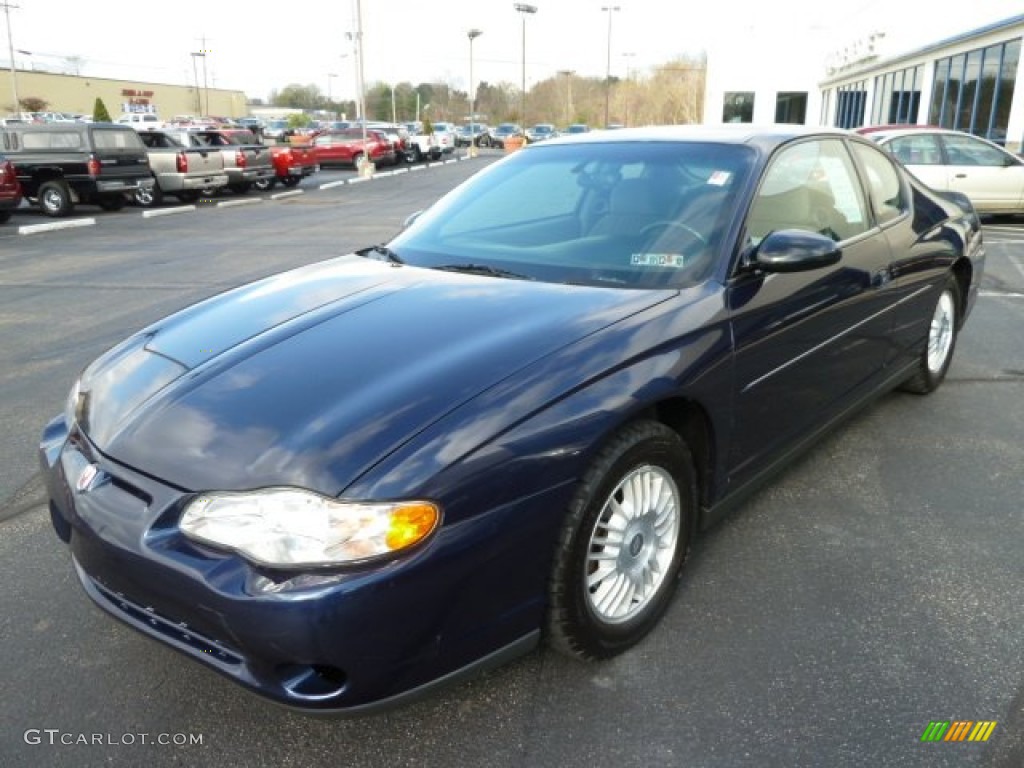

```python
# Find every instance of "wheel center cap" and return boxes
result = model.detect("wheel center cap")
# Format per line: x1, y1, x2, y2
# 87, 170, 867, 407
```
629, 533, 644, 557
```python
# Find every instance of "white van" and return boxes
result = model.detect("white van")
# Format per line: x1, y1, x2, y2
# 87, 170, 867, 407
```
116, 113, 166, 131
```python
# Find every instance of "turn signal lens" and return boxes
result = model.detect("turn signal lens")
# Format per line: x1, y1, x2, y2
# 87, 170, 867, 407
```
386, 503, 439, 550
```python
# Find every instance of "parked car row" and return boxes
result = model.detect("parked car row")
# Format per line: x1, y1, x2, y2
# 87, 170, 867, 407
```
0, 115, 480, 223
0, 121, 323, 219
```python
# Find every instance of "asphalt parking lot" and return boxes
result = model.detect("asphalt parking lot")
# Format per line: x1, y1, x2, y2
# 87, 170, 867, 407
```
0, 158, 1022, 768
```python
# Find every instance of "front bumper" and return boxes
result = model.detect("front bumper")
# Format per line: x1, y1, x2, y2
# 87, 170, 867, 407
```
40, 417, 548, 713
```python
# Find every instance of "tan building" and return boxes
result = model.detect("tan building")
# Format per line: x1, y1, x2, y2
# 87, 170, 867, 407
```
3, 68, 249, 119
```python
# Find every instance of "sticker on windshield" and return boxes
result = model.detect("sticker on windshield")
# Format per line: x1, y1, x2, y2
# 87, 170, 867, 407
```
707, 171, 731, 186
631, 253, 686, 267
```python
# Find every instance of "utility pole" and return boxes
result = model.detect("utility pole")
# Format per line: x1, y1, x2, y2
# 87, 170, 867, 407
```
2, 1, 20, 115
601, 6, 620, 128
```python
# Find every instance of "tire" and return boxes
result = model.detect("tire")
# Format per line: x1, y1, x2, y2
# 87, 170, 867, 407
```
547, 420, 696, 660
280, 176, 301, 188
408, 145, 422, 163
38, 181, 74, 217
0, 210, 11, 224
252, 177, 275, 192
228, 182, 251, 195
175, 191, 201, 204
133, 185, 162, 207
900, 275, 960, 394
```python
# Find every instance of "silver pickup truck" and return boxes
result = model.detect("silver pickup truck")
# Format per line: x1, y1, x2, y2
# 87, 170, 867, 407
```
135, 130, 229, 205
162, 129, 274, 194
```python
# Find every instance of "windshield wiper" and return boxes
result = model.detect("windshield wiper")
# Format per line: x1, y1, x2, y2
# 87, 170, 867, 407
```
359, 244, 404, 265
432, 263, 535, 281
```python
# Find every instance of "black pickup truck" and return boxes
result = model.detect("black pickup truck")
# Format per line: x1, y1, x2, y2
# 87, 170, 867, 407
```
0, 123, 154, 217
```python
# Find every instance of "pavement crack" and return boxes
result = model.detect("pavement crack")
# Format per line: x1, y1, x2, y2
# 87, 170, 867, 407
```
0, 472, 47, 523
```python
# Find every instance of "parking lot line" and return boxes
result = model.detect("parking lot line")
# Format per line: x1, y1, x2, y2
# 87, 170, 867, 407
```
319, 180, 347, 190
270, 190, 304, 201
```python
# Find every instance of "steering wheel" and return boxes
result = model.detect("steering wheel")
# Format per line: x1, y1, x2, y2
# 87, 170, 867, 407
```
638, 220, 708, 254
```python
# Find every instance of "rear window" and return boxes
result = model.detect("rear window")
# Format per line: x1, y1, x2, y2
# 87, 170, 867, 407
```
23, 131, 84, 149
92, 129, 146, 150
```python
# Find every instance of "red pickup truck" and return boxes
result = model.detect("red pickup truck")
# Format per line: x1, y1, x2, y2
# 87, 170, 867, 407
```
255, 144, 319, 190
310, 128, 397, 168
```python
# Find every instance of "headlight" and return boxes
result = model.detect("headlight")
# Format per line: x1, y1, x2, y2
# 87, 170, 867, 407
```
179, 488, 440, 568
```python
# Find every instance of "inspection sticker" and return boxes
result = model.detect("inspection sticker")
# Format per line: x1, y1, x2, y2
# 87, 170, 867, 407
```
631, 253, 686, 267
707, 170, 732, 186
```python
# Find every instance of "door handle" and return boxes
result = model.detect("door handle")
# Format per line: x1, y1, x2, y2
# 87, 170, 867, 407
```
954, 173, 967, 178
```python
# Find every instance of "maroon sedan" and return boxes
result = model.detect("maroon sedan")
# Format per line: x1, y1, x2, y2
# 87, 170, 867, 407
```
0, 153, 23, 224
311, 128, 396, 167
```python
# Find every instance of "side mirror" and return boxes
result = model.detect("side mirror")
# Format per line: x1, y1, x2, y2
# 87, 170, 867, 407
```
748, 229, 842, 273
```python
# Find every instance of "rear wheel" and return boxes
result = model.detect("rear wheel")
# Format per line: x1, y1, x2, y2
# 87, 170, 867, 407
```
134, 185, 162, 207
280, 176, 301, 188
900, 275, 960, 394
38, 181, 73, 217
228, 182, 251, 195
252, 177, 275, 192
407, 145, 422, 163
548, 421, 695, 660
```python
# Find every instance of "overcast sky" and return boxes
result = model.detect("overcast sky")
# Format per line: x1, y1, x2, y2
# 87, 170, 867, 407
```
3, 0, 1022, 103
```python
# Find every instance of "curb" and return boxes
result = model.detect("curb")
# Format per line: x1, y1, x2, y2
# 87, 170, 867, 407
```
217, 198, 264, 209
19, 218, 97, 236
142, 206, 197, 218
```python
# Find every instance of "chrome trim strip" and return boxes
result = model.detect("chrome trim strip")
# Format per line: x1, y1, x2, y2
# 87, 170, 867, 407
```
742, 284, 933, 392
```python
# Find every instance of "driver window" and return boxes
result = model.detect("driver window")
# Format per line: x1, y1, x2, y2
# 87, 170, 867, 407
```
746, 139, 869, 245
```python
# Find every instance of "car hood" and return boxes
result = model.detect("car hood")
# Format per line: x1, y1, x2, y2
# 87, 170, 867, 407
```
77, 256, 673, 496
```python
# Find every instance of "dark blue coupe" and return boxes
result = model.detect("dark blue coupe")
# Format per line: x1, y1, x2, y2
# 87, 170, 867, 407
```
41, 126, 984, 713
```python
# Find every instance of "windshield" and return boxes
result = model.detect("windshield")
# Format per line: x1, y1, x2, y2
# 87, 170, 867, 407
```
388, 140, 754, 289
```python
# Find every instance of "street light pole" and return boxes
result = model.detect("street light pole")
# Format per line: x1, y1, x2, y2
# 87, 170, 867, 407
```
354, 0, 371, 176
601, 5, 620, 128
327, 73, 338, 119
2, 0, 20, 116
513, 3, 537, 127
557, 69, 574, 127
468, 28, 482, 157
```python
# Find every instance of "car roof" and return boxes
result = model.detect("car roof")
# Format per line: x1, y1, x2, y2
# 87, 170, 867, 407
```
538, 124, 851, 151
860, 126, 1012, 147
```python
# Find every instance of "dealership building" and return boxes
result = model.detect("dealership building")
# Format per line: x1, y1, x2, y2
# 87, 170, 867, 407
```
1, 69, 248, 121
705, 12, 1024, 153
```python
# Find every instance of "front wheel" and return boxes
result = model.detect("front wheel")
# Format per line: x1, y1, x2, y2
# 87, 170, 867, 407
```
900, 276, 960, 394
252, 177, 275, 192
280, 176, 301, 188
547, 420, 695, 660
